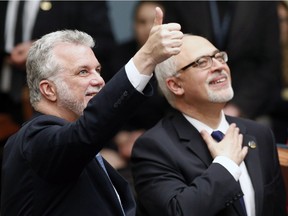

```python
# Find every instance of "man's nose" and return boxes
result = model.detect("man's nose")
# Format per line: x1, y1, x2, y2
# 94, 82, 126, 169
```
211, 58, 225, 69
90, 76, 105, 86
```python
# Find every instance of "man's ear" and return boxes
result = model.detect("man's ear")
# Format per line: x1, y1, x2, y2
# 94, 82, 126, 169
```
166, 77, 184, 96
39, 80, 57, 102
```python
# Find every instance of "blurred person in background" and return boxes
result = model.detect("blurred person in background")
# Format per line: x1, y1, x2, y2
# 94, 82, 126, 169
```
162, 1, 282, 124
271, 0, 288, 143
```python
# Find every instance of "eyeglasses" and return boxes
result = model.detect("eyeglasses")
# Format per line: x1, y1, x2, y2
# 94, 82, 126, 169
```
177, 51, 228, 72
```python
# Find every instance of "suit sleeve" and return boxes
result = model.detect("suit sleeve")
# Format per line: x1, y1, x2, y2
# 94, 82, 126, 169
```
23, 68, 152, 183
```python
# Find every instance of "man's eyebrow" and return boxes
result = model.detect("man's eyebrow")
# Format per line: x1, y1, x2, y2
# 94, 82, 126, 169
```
204, 49, 220, 57
193, 49, 220, 60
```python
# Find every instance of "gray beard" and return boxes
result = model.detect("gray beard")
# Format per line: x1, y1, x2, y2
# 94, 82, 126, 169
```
207, 85, 234, 103
55, 80, 85, 116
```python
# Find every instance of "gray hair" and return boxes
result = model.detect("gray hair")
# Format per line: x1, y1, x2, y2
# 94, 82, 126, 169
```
155, 56, 178, 107
26, 30, 95, 108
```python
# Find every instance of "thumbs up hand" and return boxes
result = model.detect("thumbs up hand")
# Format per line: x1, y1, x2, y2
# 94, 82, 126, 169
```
153, 6, 163, 26
133, 7, 183, 76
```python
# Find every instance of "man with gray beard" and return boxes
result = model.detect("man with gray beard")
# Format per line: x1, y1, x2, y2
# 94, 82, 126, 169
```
1, 7, 184, 215
131, 35, 286, 216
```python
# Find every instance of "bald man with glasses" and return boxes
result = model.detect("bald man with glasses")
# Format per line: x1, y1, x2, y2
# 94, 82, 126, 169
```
131, 35, 286, 216
176, 50, 227, 72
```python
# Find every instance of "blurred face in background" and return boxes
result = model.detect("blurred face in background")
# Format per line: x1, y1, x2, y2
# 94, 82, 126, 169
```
278, 1, 288, 45
134, 2, 164, 47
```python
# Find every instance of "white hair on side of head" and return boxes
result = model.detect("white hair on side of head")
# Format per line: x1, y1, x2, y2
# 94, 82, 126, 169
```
26, 30, 95, 108
155, 56, 178, 107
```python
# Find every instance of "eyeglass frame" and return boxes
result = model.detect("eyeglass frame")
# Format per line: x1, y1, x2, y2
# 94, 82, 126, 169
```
177, 51, 228, 73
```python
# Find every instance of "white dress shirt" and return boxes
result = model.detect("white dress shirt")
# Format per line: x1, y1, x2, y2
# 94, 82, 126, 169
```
183, 111, 256, 216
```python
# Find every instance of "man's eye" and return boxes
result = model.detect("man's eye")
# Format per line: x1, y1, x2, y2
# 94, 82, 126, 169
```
216, 57, 224, 62
79, 70, 88, 75
215, 54, 225, 62
196, 58, 208, 67
96, 67, 101, 74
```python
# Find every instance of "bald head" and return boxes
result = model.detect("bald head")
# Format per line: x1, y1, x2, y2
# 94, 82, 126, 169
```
175, 35, 218, 72
155, 34, 232, 109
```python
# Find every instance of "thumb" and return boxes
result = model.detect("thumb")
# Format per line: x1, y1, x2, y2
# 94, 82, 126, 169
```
200, 130, 214, 147
153, 7, 163, 26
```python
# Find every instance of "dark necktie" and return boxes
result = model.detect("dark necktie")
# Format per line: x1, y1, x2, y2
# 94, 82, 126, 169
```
211, 130, 224, 142
211, 130, 247, 215
14, 0, 25, 45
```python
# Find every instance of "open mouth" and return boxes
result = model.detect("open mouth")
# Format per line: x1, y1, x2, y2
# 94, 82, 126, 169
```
209, 77, 227, 85
85, 92, 97, 97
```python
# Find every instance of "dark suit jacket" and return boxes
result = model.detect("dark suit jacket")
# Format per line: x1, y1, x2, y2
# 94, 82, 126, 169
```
110, 39, 172, 131
1, 68, 152, 215
131, 111, 286, 216
162, 1, 282, 119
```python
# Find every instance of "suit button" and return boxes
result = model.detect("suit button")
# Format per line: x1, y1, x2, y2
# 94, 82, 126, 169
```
237, 193, 242, 197
248, 141, 257, 149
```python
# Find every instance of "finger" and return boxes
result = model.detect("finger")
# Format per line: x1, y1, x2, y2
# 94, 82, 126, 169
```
166, 39, 183, 54
164, 23, 182, 32
238, 133, 243, 149
225, 123, 237, 139
241, 146, 249, 159
153, 7, 163, 26
200, 130, 215, 147
227, 123, 236, 133
168, 47, 181, 56
239, 133, 243, 144
232, 127, 240, 141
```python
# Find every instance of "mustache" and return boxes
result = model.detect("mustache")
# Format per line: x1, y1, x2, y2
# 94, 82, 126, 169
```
207, 70, 227, 82
85, 86, 103, 95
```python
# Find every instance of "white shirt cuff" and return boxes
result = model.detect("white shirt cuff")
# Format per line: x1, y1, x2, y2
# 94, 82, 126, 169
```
213, 156, 241, 181
125, 58, 152, 92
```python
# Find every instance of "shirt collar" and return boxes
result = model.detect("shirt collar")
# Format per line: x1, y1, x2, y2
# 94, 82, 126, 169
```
183, 111, 229, 135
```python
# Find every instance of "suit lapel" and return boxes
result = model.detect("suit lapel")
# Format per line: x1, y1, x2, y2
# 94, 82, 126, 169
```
171, 112, 213, 167
226, 116, 264, 216
105, 160, 136, 216
89, 158, 126, 216
243, 134, 263, 216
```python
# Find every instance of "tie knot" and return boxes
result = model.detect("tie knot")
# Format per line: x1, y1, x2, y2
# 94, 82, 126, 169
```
211, 130, 224, 142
